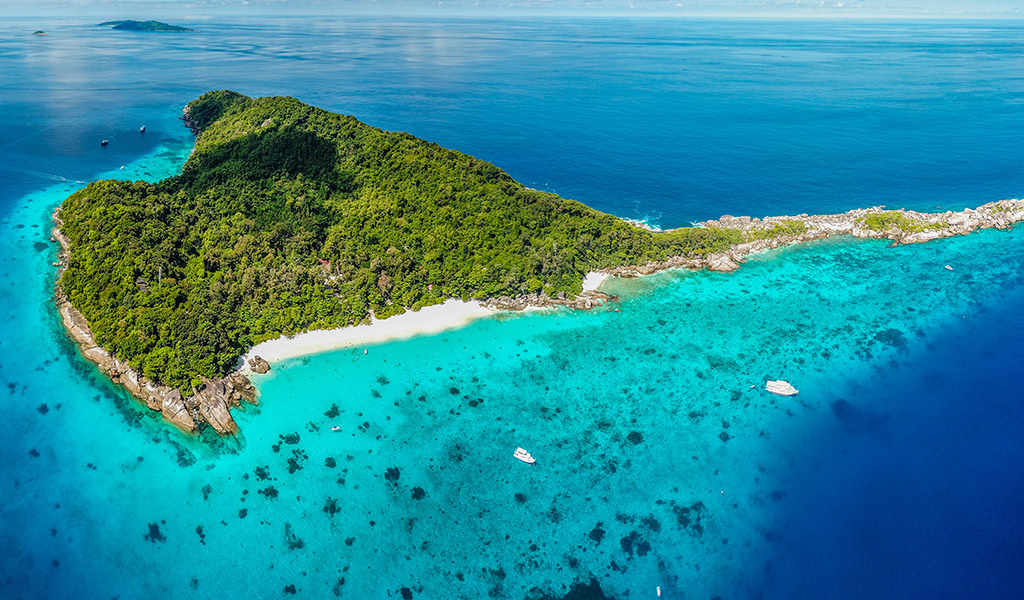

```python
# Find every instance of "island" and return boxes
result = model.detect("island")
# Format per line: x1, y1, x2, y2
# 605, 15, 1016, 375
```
97, 20, 197, 32
52, 90, 1024, 437
32, 31, 47, 36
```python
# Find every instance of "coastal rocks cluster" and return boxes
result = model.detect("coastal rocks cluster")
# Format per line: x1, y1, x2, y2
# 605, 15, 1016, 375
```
181, 104, 200, 135
248, 355, 271, 374
52, 217, 257, 436
480, 289, 618, 312
709, 200, 1024, 246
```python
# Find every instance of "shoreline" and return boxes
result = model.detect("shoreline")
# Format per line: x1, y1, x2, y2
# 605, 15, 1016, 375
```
240, 299, 496, 371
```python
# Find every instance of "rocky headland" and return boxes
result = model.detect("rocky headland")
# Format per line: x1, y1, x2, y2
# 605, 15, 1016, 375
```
600, 200, 1024, 278
52, 211, 258, 436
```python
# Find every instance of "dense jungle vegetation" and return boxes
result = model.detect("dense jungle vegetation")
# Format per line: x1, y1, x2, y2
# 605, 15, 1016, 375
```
58, 90, 739, 389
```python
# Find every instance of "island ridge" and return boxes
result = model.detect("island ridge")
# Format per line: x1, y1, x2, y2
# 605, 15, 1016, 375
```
97, 20, 197, 32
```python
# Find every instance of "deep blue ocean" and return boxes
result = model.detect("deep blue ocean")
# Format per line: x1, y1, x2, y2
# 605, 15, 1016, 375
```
1, 16, 1023, 600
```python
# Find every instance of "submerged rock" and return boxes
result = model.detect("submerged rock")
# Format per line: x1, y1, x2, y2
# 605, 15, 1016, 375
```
831, 399, 890, 433
143, 523, 166, 543
529, 577, 614, 600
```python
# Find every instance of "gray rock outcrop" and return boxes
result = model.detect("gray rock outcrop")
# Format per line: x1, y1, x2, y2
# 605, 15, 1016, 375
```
480, 290, 618, 312
248, 355, 270, 374
194, 378, 238, 435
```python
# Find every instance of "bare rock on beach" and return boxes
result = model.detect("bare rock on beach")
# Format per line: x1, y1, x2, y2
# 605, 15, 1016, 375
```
249, 355, 271, 374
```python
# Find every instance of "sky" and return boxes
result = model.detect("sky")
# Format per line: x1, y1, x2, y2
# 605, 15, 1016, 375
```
2, 0, 1022, 18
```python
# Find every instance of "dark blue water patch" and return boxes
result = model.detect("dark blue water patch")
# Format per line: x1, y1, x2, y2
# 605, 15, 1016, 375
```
760, 289, 1024, 599
829, 398, 890, 434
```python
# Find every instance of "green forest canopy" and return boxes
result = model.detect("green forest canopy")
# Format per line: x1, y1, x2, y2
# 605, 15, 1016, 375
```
58, 90, 739, 389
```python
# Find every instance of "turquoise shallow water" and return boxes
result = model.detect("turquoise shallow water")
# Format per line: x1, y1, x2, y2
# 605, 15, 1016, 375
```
3, 132, 1024, 598
3, 17, 1024, 600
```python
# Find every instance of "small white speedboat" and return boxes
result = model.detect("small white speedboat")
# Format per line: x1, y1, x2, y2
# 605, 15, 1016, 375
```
330, 426, 340, 432
766, 380, 799, 396
945, 264, 953, 271
513, 447, 536, 464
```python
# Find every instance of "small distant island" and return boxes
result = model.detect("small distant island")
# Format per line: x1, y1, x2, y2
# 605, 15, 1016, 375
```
51, 90, 1024, 437
32, 31, 47, 36
97, 20, 196, 32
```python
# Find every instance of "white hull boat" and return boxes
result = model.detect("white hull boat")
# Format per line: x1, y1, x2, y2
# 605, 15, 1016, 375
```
513, 447, 536, 464
766, 380, 799, 396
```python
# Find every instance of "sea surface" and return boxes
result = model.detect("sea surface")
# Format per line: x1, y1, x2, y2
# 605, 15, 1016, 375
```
1, 16, 1023, 600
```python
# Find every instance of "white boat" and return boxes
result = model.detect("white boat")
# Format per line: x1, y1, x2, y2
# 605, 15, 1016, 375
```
513, 447, 536, 464
140, 125, 146, 133
945, 264, 953, 271
766, 380, 799, 396
330, 426, 341, 432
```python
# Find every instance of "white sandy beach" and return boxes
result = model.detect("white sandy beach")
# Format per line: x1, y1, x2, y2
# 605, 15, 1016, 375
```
582, 271, 611, 291
241, 272, 614, 370
241, 299, 495, 370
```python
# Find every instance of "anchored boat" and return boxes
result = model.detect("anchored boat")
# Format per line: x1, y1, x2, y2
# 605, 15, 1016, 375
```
513, 447, 536, 464
766, 380, 799, 396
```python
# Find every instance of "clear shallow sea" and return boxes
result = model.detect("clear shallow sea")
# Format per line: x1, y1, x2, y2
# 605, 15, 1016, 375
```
1, 16, 1023, 600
